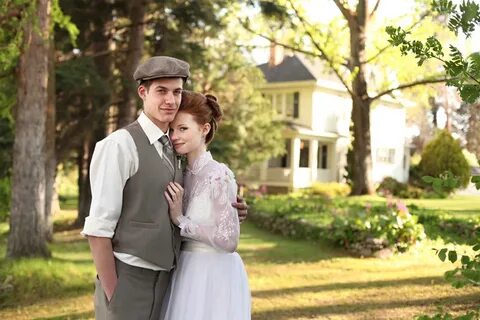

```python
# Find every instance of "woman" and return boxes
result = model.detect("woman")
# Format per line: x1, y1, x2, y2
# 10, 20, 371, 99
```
162, 91, 251, 319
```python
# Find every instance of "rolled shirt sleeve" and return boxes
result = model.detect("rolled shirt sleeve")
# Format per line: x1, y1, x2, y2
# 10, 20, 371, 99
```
81, 129, 138, 238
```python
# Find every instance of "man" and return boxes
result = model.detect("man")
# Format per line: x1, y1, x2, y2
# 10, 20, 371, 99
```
82, 56, 248, 320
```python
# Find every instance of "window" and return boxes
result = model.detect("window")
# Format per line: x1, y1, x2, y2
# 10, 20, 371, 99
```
274, 93, 283, 114
317, 144, 328, 169
268, 139, 291, 168
286, 92, 300, 118
299, 140, 309, 168
376, 148, 395, 164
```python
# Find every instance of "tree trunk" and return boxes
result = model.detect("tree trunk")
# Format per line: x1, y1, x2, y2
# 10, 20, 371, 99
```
75, 132, 94, 227
7, 0, 51, 258
466, 103, 480, 161
348, 0, 374, 195
75, 0, 112, 225
117, 0, 148, 128
45, 37, 56, 241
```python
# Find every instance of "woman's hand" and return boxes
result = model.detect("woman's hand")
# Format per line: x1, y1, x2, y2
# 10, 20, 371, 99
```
164, 182, 184, 225
232, 195, 248, 223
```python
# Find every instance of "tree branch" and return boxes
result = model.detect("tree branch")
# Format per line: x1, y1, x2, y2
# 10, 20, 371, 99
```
369, 0, 381, 19
363, 10, 430, 65
56, 99, 122, 162
333, 0, 352, 20
285, 1, 355, 97
370, 77, 448, 102
241, 18, 355, 98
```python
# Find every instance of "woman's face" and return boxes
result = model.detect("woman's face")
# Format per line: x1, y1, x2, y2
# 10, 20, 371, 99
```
170, 111, 208, 155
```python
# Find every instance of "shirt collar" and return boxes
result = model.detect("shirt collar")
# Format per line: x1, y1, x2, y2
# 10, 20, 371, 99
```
187, 151, 212, 175
138, 112, 169, 145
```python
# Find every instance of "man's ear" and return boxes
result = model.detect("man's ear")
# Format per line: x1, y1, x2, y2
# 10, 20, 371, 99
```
137, 85, 146, 100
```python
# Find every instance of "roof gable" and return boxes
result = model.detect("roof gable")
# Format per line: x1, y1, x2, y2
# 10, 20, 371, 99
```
258, 55, 317, 82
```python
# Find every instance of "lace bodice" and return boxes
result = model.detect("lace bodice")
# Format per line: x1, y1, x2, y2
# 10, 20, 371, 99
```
176, 151, 239, 253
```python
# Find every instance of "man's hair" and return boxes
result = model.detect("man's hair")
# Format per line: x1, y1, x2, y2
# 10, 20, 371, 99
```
139, 77, 187, 92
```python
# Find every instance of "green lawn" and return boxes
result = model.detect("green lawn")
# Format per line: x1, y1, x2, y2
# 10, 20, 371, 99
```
1, 208, 479, 319
348, 195, 480, 219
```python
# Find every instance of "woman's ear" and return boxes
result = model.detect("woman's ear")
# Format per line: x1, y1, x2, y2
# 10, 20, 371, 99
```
202, 123, 211, 137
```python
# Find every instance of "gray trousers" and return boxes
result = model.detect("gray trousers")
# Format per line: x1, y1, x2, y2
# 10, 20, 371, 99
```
94, 259, 171, 320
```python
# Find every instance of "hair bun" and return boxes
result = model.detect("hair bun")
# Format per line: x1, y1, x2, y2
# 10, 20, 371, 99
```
205, 94, 217, 102
205, 93, 222, 121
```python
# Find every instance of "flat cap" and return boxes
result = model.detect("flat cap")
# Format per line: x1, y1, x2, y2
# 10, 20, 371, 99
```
133, 56, 190, 83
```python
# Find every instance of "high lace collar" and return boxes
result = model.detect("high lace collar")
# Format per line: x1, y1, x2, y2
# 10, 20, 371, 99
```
186, 151, 212, 175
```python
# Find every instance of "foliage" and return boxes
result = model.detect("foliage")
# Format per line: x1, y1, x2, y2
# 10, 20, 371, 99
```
329, 200, 426, 254
190, 27, 284, 172
377, 177, 408, 196
377, 176, 444, 199
0, 178, 10, 222
419, 130, 471, 191
307, 182, 351, 198
435, 243, 480, 288
251, 194, 426, 255
416, 310, 480, 320
387, 0, 480, 103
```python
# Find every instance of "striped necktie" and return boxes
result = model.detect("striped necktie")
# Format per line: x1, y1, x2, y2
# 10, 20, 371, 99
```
159, 135, 175, 173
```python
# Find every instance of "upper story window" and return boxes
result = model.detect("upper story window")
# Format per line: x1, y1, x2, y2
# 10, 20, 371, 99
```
286, 92, 299, 118
266, 91, 300, 119
376, 148, 395, 164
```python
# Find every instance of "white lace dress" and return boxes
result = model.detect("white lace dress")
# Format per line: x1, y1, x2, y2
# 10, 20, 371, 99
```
162, 151, 251, 320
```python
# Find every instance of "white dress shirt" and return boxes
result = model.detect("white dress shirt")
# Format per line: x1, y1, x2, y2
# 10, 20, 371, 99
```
81, 112, 171, 271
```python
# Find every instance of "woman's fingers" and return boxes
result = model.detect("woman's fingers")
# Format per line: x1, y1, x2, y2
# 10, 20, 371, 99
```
164, 191, 173, 206
169, 182, 184, 195
167, 185, 177, 201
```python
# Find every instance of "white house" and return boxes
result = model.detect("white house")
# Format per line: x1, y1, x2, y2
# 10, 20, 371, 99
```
238, 53, 410, 192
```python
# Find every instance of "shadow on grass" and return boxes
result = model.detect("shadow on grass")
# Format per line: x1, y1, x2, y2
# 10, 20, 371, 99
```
33, 310, 94, 320
252, 276, 445, 298
238, 222, 348, 264
252, 292, 480, 320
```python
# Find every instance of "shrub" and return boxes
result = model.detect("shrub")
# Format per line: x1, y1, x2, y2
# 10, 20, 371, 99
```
329, 200, 426, 255
376, 177, 407, 196
377, 177, 432, 199
308, 182, 351, 198
419, 130, 470, 192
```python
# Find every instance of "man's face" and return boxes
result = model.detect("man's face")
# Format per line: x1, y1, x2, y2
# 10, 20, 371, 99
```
138, 78, 183, 130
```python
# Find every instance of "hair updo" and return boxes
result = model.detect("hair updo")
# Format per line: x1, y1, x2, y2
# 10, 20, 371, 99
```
179, 90, 223, 144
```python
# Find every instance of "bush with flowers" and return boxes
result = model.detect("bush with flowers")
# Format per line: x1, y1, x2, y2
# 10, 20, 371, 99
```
329, 199, 426, 256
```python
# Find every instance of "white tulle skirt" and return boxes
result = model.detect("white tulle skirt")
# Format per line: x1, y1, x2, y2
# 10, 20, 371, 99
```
162, 243, 251, 320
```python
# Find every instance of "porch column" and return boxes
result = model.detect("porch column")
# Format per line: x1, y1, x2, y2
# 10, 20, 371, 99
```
260, 160, 268, 181
310, 139, 318, 183
291, 137, 300, 188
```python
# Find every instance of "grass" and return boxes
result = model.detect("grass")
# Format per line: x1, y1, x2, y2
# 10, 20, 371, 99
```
0, 209, 479, 319
348, 195, 480, 220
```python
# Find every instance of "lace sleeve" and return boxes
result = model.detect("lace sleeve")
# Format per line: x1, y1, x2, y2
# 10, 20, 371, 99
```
177, 165, 240, 252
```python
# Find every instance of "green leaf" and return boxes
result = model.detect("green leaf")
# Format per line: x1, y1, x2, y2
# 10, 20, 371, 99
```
473, 243, 480, 251
459, 84, 480, 103
461, 255, 470, 265
438, 248, 448, 261
448, 250, 457, 263
471, 176, 480, 190
422, 176, 435, 183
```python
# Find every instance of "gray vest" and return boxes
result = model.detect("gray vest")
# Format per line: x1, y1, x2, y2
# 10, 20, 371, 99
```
112, 121, 183, 269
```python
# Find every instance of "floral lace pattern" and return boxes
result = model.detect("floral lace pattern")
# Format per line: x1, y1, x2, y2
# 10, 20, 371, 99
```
178, 152, 239, 252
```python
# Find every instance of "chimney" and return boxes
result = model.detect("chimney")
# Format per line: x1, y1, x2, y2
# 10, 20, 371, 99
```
269, 42, 284, 67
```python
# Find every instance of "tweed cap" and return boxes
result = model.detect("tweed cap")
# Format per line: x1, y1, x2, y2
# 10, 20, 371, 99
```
133, 56, 190, 83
